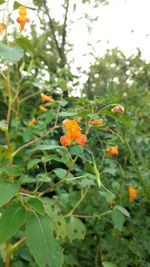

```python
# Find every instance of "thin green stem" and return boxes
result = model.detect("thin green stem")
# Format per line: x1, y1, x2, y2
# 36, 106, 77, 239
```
124, 135, 150, 200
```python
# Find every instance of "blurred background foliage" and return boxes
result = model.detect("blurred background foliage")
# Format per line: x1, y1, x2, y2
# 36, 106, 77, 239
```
0, 0, 150, 266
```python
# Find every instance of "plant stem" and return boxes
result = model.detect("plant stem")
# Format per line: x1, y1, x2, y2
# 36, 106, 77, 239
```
124, 135, 150, 200
40, 155, 78, 196
65, 187, 89, 217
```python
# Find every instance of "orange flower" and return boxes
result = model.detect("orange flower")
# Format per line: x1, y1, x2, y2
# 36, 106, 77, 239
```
0, 22, 6, 35
89, 119, 104, 126
28, 118, 37, 127
111, 104, 125, 114
106, 145, 119, 156
39, 105, 48, 112
60, 119, 87, 147
128, 186, 138, 202
41, 93, 55, 103
16, 6, 30, 32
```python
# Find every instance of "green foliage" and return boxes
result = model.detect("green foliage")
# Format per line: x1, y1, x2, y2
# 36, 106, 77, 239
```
26, 213, 64, 267
0, 1, 149, 267
0, 43, 24, 63
0, 203, 26, 243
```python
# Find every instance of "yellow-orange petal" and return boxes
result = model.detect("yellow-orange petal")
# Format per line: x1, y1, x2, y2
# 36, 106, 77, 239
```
76, 134, 87, 146
19, 6, 27, 15
60, 134, 72, 147
41, 93, 55, 103
28, 118, 37, 127
0, 22, 6, 35
128, 186, 138, 202
39, 105, 48, 112
106, 145, 119, 156
89, 119, 104, 126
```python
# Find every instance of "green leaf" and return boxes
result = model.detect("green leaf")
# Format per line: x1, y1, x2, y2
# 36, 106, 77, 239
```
0, 120, 8, 132
0, 0, 5, 4
67, 217, 86, 242
59, 111, 78, 117
114, 205, 130, 217
69, 145, 85, 160
27, 198, 44, 216
111, 208, 125, 231
0, 203, 26, 243
0, 145, 8, 160
53, 168, 73, 179
13, 1, 36, 10
27, 159, 41, 170
35, 145, 66, 151
26, 213, 64, 267
102, 262, 118, 267
15, 37, 34, 53
99, 110, 131, 127
42, 198, 67, 239
0, 43, 24, 63
0, 181, 19, 207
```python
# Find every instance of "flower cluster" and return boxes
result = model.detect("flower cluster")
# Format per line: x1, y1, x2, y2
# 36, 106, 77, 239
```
60, 119, 87, 147
16, 6, 30, 32
128, 186, 138, 202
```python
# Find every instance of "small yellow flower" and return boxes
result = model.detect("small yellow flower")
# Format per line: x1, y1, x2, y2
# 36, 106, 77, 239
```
39, 105, 48, 112
128, 186, 138, 202
0, 22, 6, 35
89, 119, 104, 126
16, 6, 30, 32
106, 145, 119, 156
41, 93, 55, 103
28, 118, 37, 127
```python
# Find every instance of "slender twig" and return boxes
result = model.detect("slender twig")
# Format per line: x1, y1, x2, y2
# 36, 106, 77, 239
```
13, 126, 59, 157
65, 187, 89, 217
124, 135, 150, 200
40, 155, 78, 196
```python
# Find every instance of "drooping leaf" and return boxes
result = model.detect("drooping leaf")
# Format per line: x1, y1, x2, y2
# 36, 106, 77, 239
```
114, 205, 130, 217
13, 1, 36, 10
15, 37, 34, 53
0, 203, 26, 243
66, 217, 86, 242
26, 213, 64, 267
59, 111, 78, 117
0, 181, 19, 207
99, 110, 131, 127
0, 43, 24, 63
111, 208, 125, 231
42, 198, 67, 240
102, 262, 118, 267
27, 198, 44, 216
27, 159, 41, 170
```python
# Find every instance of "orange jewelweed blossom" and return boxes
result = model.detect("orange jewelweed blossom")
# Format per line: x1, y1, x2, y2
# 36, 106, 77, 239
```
41, 93, 55, 103
28, 118, 37, 127
128, 186, 138, 202
89, 119, 104, 126
106, 145, 119, 156
17, 6, 30, 32
60, 119, 87, 147
39, 105, 48, 112
0, 22, 6, 35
